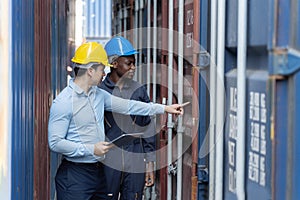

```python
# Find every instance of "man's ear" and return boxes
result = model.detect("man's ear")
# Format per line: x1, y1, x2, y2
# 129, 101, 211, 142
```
87, 67, 94, 76
112, 61, 118, 68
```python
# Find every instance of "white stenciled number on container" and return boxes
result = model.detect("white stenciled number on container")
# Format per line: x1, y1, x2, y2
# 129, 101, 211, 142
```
248, 91, 267, 187
228, 87, 237, 193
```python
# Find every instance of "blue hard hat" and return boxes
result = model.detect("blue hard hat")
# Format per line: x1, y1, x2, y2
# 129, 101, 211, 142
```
104, 36, 139, 57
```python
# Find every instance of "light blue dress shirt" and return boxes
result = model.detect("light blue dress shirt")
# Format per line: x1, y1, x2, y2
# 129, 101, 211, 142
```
48, 79, 165, 163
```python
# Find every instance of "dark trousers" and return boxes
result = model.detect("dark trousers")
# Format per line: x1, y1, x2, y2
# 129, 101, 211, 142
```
55, 159, 108, 200
103, 144, 146, 200
104, 165, 145, 200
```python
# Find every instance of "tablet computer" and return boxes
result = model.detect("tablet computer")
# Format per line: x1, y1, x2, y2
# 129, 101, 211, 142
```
106, 133, 144, 146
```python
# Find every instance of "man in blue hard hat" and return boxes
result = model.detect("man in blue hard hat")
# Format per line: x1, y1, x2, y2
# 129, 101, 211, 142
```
49, 41, 184, 200
100, 36, 156, 200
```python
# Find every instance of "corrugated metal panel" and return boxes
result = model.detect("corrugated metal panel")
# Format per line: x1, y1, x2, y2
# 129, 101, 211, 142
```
274, 0, 290, 47
273, 78, 288, 200
11, 0, 35, 199
84, 0, 112, 38
272, 72, 300, 200
109, 0, 300, 199
290, 0, 300, 49
224, 70, 239, 200
0, 0, 11, 199
269, 0, 300, 76
289, 71, 300, 200
268, 0, 300, 195
34, 0, 52, 199
158, 1, 168, 198
226, 0, 268, 48
224, 70, 272, 200
245, 71, 271, 200
268, 1, 300, 196
184, 2, 194, 57
50, 1, 71, 199
198, 0, 210, 199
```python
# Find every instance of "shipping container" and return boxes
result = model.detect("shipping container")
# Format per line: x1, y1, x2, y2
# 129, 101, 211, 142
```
112, 0, 202, 199
2, 0, 300, 199
111, 0, 300, 200
0, 0, 74, 199
11, 0, 35, 199
0, 0, 12, 199
82, 0, 112, 45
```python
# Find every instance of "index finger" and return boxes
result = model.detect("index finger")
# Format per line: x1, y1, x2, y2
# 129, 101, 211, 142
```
181, 102, 190, 107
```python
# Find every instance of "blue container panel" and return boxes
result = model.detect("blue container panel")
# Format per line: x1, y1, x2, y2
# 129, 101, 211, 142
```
276, 0, 290, 47
290, 0, 300, 49
224, 70, 272, 199
291, 73, 300, 200
226, 0, 268, 47
289, 71, 300, 200
11, 0, 35, 199
245, 70, 271, 199
269, 0, 300, 75
273, 79, 288, 199
224, 70, 238, 200
271, 0, 300, 50
198, 0, 210, 199
225, 0, 237, 48
85, 0, 111, 38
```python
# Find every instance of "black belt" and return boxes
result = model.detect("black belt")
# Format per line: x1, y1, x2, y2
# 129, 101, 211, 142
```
63, 159, 103, 168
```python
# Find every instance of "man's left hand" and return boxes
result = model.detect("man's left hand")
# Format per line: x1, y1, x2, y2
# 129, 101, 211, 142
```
145, 162, 155, 187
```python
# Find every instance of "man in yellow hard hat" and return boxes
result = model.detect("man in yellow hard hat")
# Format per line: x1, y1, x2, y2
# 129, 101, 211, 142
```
48, 42, 185, 200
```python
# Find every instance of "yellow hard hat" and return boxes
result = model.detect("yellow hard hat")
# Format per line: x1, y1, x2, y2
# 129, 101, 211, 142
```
71, 42, 112, 67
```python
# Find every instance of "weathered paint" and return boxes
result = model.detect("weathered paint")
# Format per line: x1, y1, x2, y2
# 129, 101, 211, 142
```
191, 0, 201, 199
11, 0, 35, 199
34, 0, 52, 199
269, 0, 300, 75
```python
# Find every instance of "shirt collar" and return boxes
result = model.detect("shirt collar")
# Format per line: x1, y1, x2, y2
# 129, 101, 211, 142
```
69, 79, 84, 94
104, 73, 132, 89
69, 78, 96, 95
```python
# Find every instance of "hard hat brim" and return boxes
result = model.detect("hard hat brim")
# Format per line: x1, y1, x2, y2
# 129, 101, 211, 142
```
122, 50, 139, 56
73, 62, 112, 69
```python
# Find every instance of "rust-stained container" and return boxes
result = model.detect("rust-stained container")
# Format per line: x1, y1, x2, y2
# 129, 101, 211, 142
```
172, 0, 199, 199
67, 0, 300, 199
111, 0, 201, 199
9, 0, 72, 199
34, 0, 52, 199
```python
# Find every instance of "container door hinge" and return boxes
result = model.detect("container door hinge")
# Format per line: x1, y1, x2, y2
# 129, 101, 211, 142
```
167, 162, 177, 176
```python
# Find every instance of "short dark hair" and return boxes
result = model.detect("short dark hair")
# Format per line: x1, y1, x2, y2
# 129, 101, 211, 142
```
73, 64, 101, 77
73, 67, 87, 77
